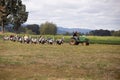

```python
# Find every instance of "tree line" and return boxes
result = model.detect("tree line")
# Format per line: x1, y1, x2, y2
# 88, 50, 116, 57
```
2, 22, 57, 35
88, 29, 120, 36
63, 29, 120, 36
2, 22, 120, 36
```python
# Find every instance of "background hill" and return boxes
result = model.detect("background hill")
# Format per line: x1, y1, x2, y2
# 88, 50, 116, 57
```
57, 27, 92, 34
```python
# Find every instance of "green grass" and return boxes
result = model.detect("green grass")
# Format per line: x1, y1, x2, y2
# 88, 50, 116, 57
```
88, 36, 120, 45
1, 32, 120, 45
0, 38, 120, 80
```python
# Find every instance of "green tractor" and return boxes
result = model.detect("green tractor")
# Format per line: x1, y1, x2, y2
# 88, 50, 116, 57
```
70, 36, 89, 45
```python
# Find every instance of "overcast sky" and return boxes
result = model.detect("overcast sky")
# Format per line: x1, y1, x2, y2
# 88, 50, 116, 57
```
22, 0, 120, 30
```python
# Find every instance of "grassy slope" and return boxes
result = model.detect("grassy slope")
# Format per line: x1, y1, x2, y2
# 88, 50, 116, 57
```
0, 39, 120, 80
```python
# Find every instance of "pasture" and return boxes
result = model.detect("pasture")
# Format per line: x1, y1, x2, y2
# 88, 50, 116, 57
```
0, 34, 120, 80
0, 33, 120, 45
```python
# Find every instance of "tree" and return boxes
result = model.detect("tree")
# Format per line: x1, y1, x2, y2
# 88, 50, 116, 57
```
64, 32, 71, 35
111, 30, 120, 36
89, 29, 111, 36
0, 0, 28, 33
25, 29, 36, 35
40, 22, 57, 35
26, 24, 40, 35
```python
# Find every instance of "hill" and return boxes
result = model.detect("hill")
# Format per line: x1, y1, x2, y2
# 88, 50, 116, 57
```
57, 27, 92, 34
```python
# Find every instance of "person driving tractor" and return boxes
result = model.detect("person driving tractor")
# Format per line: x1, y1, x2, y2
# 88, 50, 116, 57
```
70, 31, 89, 45
73, 31, 79, 41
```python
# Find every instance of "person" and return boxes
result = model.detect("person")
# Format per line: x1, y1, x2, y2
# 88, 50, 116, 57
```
73, 32, 77, 37
73, 31, 79, 40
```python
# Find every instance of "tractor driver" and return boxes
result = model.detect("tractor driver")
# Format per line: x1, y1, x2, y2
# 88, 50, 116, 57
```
73, 31, 79, 40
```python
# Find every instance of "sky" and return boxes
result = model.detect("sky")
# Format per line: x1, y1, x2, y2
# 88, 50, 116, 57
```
22, 0, 120, 30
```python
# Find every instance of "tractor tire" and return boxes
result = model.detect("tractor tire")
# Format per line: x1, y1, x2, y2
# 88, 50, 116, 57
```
83, 42, 89, 46
70, 39, 79, 45
86, 42, 89, 46
83, 42, 86, 46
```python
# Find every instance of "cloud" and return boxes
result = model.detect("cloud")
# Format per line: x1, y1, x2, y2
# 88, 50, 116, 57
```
22, 0, 120, 30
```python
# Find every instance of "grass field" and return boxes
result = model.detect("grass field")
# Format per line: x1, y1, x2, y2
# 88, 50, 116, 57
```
88, 36, 120, 45
0, 33, 120, 45
0, 38, 120, 80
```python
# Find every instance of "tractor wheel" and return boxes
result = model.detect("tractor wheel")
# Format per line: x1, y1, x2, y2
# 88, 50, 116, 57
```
83, 42, 86, 46
86, 42, 89, 46
70, 39, 79, 45
83, 42, 89, 46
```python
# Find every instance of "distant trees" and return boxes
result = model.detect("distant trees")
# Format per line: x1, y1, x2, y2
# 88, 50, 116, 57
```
25, 24, 40, 34
18, 24, 40, 35
89, 29, 111, 36
40, 22, 57, 35
64, 32, 71, 35
4, 24, 40, 35
3, 22, 58, 35
2, 18, 120, 36
111, 30, 120, 36
89, 29, 120, 36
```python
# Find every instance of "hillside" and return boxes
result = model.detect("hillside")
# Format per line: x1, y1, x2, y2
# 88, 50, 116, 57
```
57, 27, 92, 34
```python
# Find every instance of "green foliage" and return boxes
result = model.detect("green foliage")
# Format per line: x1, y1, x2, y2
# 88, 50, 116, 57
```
26, 24, 40, 34
89, 29, 111, 36
0, 0, 28, 32
111, 30, 120, 36
88, 29, 120, 37
40, 22, 57, 35
25, 29, 36, 35
64, 32, 71, 36
4, 24, 40, 34
18, 26, 26, 33
88, 36, 120, 45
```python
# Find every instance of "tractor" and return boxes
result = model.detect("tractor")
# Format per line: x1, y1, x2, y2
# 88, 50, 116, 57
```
69, 35, 89, 45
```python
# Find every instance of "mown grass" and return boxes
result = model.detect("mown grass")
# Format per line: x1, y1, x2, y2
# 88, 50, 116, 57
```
0, 38, 120, 80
